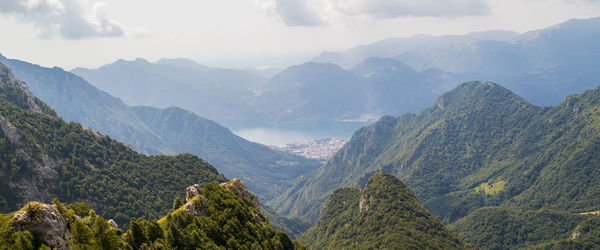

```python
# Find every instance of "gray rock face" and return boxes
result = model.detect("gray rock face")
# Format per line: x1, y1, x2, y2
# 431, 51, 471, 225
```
12, 203, 70, 250
185, 184, 202, 202
108, 219, 118, 228
182, 197, 208, 217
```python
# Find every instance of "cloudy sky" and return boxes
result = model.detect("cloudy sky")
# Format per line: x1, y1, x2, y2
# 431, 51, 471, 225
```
0, 0, 599, 70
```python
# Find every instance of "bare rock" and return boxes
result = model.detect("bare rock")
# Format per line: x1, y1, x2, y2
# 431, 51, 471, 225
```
12, 202, 70, 250
182, 196, 208, 217
185, 184, 202, 202
359, 194, 369, 211
108, 219, 118, 228
220, 178, 260, 209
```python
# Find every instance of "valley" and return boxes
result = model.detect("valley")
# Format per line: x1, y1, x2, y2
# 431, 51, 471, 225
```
1, 5, 600, 249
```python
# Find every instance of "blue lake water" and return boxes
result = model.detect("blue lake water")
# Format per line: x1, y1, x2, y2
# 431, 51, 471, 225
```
226, 121, 373, 146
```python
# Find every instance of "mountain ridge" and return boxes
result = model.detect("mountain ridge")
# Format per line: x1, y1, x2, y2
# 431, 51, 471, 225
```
270, 80, 600, 233
0, 55, 321, 202
0, 61, 227, 227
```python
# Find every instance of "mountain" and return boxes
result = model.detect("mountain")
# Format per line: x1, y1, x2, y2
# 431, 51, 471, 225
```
252, 62, 370, 122
314, 17, 600, 107
251, 60, 467, 122
312, 30, 520, 69
155, 58, 212, 71
350, 57, 469, 115
71, 58, 264, 123
0, 61, 227, 228
0, 54, 321, 202
70, 55, 465, 123
299, 173, 468, 249
0, 179, 304, 249
269, 80, 600, 237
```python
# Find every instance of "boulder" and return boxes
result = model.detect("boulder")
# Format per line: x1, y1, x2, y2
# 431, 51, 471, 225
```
182, 197, 208, 217
185, 184, 202, 202
12, 202, 70, 250
108, 219, 118, 228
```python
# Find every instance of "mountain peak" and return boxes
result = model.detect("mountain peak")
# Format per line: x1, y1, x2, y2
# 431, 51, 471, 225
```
156, 58, 211, 70
351, 57, 417, 77
433, 81, 531, 110
364, 172, 406, 189
300, 172, 467, 249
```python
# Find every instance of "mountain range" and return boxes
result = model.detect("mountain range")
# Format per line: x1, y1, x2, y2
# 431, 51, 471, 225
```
69, 17, 600, 125
0, 61, 226, 227
313, 17, 600, 107
71, 58, 263, 123
0, 63, 468, 248
72, 56, 466, 123
269, 81, 600, 248
312, 29, 521, 69
0, 54, 321, 202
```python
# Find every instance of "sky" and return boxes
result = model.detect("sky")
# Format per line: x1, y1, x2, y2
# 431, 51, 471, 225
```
0, 0, 599, 70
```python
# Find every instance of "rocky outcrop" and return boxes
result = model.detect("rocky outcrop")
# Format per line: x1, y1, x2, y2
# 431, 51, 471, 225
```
185, 184, 202, 202
180, 180, 261, 223
182, 197, 208, 217
108, 219, 118, 228
183, 178, 260, 212
220, 178, 260, 209
359, 194, 369, 211
12, 202, 70, 250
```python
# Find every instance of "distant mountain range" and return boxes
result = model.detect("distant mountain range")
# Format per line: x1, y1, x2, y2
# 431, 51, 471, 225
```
72, 57, 466, 123
312, 29, 521, 69
313, 17, 600, 107
69, 17, 600, 125
71, 58, 264, 123
0, 54, 320, 202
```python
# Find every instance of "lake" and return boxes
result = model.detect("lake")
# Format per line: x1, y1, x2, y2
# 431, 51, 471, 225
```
225, 121, 373, 146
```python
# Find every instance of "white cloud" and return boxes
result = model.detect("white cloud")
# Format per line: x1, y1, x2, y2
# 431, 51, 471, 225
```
331, 0, 490, 18
0, 0, 124, 39
256, 0, 491, 27
255, 0, 326, 26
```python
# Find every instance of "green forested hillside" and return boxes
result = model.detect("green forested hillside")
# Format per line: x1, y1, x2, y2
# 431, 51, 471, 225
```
0, 62, 227, 227
130, 180, 303, 249
449, 207, 588, 249
300, 173, 468, 249
529, 216, 600, 249
269, 81, 600, 247
0, 180, 303, 249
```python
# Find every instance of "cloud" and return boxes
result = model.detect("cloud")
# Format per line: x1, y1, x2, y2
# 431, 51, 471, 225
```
256, 0, 491, 27
0, 0, 124, 39
329, 0, 490, 18
255, 0, 326, 26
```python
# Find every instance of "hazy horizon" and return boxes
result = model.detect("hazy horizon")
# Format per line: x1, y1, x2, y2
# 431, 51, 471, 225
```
1, 0, 600, 70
